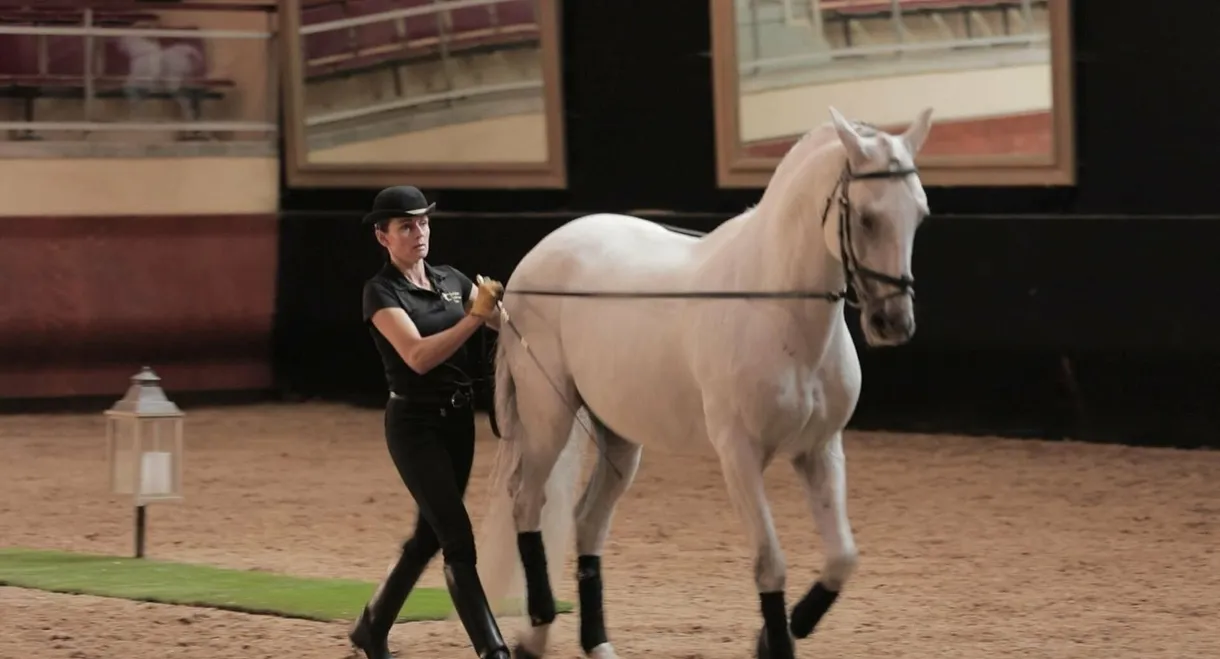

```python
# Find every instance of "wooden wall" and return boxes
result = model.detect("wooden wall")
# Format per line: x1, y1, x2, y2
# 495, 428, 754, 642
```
0, 213, 278, 398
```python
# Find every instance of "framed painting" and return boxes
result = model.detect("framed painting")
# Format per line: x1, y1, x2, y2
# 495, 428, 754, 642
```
711, 0, 1075, 187
280, 0, 567, 188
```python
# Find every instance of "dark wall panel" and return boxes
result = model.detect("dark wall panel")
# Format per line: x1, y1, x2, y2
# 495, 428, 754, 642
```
0, 214, 279, 399
277, 1, 1220, 448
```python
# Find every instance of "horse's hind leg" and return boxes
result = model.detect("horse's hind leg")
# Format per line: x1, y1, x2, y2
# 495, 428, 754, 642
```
510, 388, 581, 659
709, 424, 795, 659
787, 432, 858, 643
572, 423, 642, 659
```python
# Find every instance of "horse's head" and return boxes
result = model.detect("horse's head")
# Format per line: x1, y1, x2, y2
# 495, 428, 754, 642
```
822, 105, 933, 348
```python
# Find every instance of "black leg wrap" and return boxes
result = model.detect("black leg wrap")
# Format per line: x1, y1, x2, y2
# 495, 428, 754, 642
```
755, 591, 794, 659
516, 531, 557, 627
577, 555, 609, 653
790, 582, 839, 639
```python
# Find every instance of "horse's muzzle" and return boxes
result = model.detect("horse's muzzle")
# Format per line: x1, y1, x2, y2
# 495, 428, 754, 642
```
862, 298, 915, 346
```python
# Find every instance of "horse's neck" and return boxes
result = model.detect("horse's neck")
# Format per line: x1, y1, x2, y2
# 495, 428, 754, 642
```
705, 145, 846, 300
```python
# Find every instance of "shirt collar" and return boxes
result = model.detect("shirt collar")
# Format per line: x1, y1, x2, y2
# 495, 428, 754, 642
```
382, 260, 447, 292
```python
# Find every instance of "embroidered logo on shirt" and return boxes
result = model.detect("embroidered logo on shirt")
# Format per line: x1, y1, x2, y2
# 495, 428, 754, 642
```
441, 290, 463, 304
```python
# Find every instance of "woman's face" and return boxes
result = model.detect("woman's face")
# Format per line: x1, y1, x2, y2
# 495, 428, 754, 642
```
377, 215, 430, 264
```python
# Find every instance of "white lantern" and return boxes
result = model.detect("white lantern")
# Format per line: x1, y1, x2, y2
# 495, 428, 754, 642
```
104, 366, 184, 557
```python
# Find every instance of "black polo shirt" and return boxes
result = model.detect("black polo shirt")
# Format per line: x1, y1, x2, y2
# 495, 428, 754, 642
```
362, 261, 476, 402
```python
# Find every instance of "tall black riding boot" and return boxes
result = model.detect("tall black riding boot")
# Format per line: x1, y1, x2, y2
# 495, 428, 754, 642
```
444, 562, 511, 659
350, 548, 432, 659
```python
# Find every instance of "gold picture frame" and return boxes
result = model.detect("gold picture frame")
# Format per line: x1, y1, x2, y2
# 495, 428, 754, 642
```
710, 0, 1076, 187
280, 0, 568, 189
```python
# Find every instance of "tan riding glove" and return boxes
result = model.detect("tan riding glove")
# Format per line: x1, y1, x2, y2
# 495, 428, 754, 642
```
467, 274, 505, 320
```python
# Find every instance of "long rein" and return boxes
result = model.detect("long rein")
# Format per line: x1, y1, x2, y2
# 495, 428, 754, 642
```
500, 164, 918, 306
502, 219, 848, 304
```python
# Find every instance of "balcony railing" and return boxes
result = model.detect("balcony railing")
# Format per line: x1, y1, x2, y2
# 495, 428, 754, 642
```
0, 2, 277, 152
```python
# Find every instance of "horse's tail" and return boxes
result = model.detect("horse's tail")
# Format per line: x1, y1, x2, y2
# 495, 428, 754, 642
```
476, 337, 585, 617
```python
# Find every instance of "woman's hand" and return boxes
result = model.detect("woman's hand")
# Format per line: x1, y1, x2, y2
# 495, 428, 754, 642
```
467, 275, 505, 321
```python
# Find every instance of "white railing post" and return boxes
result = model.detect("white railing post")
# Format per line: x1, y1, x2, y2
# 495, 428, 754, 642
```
890, 0, 905, 44
84, 8, 95, 123
809, 0, 826, 44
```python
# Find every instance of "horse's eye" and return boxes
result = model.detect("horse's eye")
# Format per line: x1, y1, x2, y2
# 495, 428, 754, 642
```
859, 213, 875, 231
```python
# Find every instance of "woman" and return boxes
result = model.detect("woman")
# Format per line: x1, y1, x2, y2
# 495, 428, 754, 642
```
349, 185, 510, 659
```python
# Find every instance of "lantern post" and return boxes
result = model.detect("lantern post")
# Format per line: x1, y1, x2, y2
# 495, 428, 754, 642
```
104, 366, 185, 559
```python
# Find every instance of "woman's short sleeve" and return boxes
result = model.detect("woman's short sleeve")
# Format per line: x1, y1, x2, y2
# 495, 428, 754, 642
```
362, 279, 399, 323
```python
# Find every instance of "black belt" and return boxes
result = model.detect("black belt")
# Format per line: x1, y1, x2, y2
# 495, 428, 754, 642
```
390, 387, 473, 413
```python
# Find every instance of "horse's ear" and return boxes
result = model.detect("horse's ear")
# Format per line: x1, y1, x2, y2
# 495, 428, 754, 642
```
828, 106, 870, 165
902, 107, 934, 154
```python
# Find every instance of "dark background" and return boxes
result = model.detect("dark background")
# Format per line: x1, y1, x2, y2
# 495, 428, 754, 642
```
274, 0, 1220, 449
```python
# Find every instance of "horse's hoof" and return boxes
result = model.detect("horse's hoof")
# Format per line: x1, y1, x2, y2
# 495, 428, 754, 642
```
755, 627, 795, 659
755, 628, 769, 659
513, 643, 542, 659
587, 643, 619, 659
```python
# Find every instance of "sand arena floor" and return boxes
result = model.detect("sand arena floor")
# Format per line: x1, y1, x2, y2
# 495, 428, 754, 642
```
1, 402, 1217, 659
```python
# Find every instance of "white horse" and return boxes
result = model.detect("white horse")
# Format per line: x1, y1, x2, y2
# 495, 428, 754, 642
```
117, 35, 204, 121
474, 105, 935, 659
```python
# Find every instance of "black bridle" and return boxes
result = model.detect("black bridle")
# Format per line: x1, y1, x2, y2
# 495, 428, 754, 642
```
506, 162, 919, 307
828, 164, 919, 308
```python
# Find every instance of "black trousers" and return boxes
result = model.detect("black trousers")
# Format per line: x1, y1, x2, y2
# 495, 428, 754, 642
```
387, 394, 478, 566
366, 395, 478, 631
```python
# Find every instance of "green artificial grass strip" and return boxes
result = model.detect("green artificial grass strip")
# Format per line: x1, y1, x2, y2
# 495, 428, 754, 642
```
0, 548, 570, 623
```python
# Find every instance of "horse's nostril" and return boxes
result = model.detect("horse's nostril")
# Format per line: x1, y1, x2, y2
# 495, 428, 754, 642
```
868, 311, 888, 333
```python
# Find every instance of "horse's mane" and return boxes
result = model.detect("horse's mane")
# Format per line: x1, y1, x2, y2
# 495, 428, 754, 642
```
731, 117, 891, 230
751, 121, 843, 216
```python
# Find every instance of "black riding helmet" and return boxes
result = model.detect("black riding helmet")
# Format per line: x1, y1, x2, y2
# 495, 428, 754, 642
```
361, 185, 436, 227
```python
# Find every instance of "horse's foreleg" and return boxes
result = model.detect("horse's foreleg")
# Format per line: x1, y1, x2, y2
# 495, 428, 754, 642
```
573, 430, 642, 659
789, 432, 858, 641
712, 431, 794, 659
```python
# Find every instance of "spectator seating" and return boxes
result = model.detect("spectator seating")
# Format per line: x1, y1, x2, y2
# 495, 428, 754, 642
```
819, 0, 1049, 48
824, 0, 1044, 17
0, 5, 236, 137
301, 0, 540, 80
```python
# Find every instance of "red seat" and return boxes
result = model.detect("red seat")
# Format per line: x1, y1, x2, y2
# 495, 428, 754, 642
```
46, 35, 85, 77
302, 2, 352, 63
400, 0, 441, 43
445, 0, 539, 50
0, 34, 38, 78
449, 4, 494, 34
495, 0, 537, 29
348, 0, 402, 52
